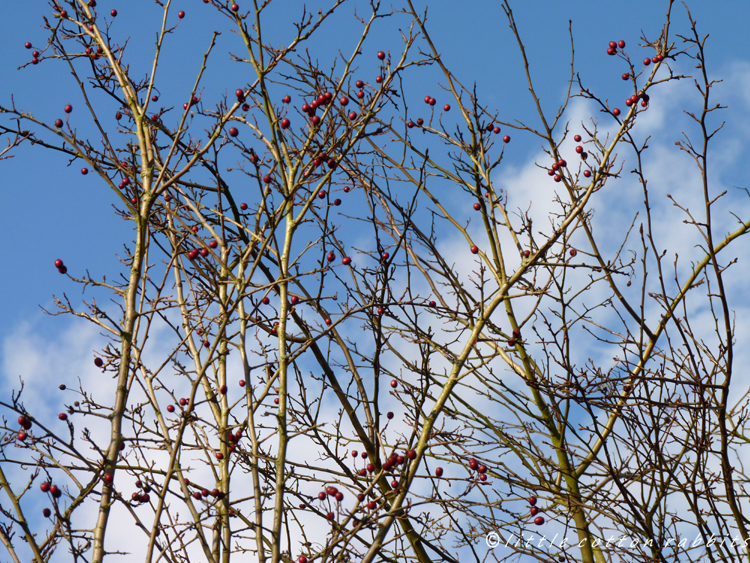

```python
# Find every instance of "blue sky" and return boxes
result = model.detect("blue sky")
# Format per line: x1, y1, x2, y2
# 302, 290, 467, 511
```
1, 1, 749, 345
3, 1, 750, 561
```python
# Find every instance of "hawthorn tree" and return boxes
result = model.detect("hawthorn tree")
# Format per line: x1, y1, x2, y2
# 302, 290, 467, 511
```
2, 1, 750, 563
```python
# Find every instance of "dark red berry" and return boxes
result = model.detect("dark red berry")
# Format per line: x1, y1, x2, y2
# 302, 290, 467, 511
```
377, 51, 385, 60
470, 245, 479, 254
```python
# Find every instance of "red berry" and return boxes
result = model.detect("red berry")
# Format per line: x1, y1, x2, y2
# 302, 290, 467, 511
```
429, 98, 436, 106
193, 492, 201, 500
503, 135, 510, 143
468, 458, 478, 470
240, 203, 248, 210
228, 127, 238, 137
443, 104, 451, 111
299, 557, 308, 563
473, 202, 481, 210
367, 500, 376, 509
608, 41, 617, 49
216, 452, 224, 460
390, 380, 398, 388
209, 240, 218, 249
607, 48, 616, 56
311, 115, 320, 125
435, 467, 443, 477
478, 464, 487, 474
570, 248, 577, 257
54, 259, 64, 268
479, 473, 487, 481
386, 411, 394, 419
41, 482, 51, 492
263, 175, 272, 183
355, 80, 364, 88
239, 380, 246, 387
151, 95, 159, 102
612, 108, 621, 116
529, 496, 537, 506
534, 516, 545, 525
573, 134, 582, 142
17, 432, 27, 441
348, 111, 357, 120
178, 11, 185, 18
531, 506, 539, 516
54, 118, 63, 128
375, 76, 383, 83
188, 249, 199, 260
342, 256, 352, 265
231, 4, 239, 11
262, 296, 270, 305
618, 40, 626, 49
340, 96, 349, 106
43, 508, 51, 517
58, 413, 68, 421
25, 42, 32, 49
407, 449, 416, 459
280, 118, 290, 129
575, 146, 584, 154
470, 245, 479, 254
167, 404, 175, 412
283, 95, 291, 103
583, 170, 591, 178
325, 318, 332, 326
94, 357, 104, 367
111, 9, 118, 16
377, 51, 385, 60
643, 57, 651, 66
58, 265, 68, 274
